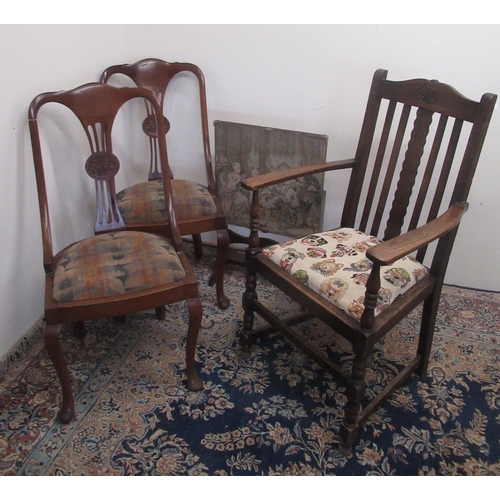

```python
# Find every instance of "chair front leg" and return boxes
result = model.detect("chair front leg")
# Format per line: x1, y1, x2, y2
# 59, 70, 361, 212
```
240, 190, 262, 358
44, 323, 75, 423
185, 297, 203, 391
339, 343, 371, 456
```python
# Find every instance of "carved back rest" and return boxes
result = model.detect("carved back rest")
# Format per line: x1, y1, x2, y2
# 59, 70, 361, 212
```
342, 69, 496, 271
29, 83, 183, 268
101, 58, 214, 192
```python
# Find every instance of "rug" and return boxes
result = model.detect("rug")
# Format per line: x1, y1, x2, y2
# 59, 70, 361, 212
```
1, 245, 500, 476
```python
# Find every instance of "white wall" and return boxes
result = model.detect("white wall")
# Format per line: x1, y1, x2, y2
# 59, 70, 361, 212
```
1, 24, 499, 359
0, 25, 129, 358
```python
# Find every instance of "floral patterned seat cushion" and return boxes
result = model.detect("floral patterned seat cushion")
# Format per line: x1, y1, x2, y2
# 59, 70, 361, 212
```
262, 228, 428, 322
53, 231, 186, 302
116, 179, 217, 225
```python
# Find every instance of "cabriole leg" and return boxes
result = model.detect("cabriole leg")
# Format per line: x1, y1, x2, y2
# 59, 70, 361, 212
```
44, 323, 75, 423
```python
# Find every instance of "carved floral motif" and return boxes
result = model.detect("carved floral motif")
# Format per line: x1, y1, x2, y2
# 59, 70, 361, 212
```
85, 152, 120, 180
418, 83, 438, 105
142, 115, 170, 138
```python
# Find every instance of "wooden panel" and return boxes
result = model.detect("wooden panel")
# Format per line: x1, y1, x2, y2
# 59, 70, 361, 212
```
214, 120, 328, 238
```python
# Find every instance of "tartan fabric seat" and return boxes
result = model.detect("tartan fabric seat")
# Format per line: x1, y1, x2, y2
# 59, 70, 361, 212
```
53, 231, 186, 302
116, 178, 217, 225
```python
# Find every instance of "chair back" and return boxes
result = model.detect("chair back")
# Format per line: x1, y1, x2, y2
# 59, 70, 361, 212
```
28, 82, 183, 269
101, 58, 214, 191
342, 69, 496, 271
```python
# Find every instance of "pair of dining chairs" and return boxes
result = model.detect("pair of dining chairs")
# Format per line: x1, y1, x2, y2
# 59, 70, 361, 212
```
30, 58, 227, 423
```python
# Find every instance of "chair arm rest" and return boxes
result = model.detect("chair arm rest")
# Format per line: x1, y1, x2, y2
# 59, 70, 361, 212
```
241, 159, 356, 191
366, 202, 469, 266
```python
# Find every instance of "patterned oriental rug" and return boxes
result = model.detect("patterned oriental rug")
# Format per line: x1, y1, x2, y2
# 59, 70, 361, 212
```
1, 245, 500, 476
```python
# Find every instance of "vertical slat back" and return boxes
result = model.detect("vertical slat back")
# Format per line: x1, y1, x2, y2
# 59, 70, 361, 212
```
341, 69, 388, 227
383, 106, 434, 240
407, 114, 448, 232
427, 119, 464, 221
358, 100, 396, 232
344, 71, 496, 268
371, 103, 412, 236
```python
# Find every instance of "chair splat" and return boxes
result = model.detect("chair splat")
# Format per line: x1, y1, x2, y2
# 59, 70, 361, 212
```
384, 106, 434, 240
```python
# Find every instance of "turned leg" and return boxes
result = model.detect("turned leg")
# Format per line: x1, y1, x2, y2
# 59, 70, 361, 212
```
240, 252, 258, 359
192, 233, 203, 260
185, 297, 203, 391
44, 323, 75, 423
213, 228, 230, 310
339, 345, 371, 456
154, 306, 166, 320
240, 191, 263, 358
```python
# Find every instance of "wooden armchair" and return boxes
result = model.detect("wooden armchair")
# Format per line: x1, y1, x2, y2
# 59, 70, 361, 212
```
240, 69, 496, 455
29, 83, 204, 424
100, 58, 229, 309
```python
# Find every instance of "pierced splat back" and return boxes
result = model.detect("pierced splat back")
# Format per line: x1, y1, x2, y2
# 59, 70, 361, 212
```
29, 83, 183, 255
101, 58, 215, 193
342, 69, 496, 265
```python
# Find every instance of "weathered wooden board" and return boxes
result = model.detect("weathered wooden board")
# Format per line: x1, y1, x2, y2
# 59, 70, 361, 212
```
214, 120, 328, 238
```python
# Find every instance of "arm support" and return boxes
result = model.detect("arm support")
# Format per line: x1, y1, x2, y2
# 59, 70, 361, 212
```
241, 159, 356, 191
366, 202, 469, 266
359, 201, 468, 331
244, 159, 356, 251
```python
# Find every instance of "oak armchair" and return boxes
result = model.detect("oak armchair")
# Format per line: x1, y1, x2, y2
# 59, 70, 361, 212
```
240, 69, 496, 455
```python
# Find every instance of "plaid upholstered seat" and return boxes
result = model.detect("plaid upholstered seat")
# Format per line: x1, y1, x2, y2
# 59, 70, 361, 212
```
116, 179, 217, 225
53, 231, 186, 302
262, 228, 428, 322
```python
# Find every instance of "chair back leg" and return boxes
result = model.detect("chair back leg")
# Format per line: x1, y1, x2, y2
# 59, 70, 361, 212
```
185, 298, 204, 391
416, 291, 441, 377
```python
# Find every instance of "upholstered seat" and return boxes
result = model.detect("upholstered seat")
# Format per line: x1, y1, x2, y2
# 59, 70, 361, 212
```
116, 179, 217, 225
53, 231, 186, 302
262, 228, 427, 322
